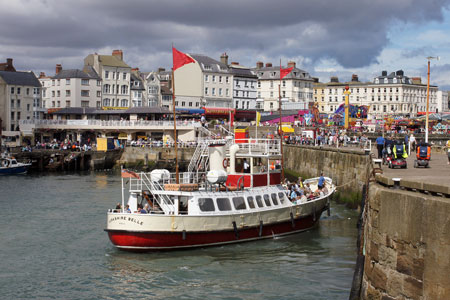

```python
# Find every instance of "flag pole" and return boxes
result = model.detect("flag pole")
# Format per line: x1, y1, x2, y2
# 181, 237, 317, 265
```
121, 165, 125, 212
172, 67, 179, 184
278, 59, 284, 183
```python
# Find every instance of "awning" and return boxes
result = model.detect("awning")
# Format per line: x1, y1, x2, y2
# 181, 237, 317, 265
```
204, 107, 236, 115
175, 108, 205, 115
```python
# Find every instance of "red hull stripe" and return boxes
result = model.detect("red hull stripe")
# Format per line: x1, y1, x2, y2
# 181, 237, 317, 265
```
107, 212, 323, 250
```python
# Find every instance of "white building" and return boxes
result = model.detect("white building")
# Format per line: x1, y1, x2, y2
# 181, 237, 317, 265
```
0, 70, 42, 135
84, 50, 131, 109
174, 53, 233, 109
229, 62, 258, 110
42, 64, 102, 109
436, 90, 449, 112
315, 71, 439, 119
130, 69, 145, 107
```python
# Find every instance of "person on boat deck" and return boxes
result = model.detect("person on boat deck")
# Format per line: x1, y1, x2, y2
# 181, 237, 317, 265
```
304, 183, 312, 196
298, 177, 304, 189
243, 158, 250, 173
259, 161, 266, 173
290, 187, 297, 201
125, 205, 131, 213
138, 204, 148, 214
115, 203, 121, 212
318, 172, 325, 189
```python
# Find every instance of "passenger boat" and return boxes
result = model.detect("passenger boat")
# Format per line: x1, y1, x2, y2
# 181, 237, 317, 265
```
0, 155, 32, 175
105, 137, 335, 251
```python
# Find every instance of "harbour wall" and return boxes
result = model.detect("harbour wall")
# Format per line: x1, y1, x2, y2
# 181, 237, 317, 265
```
118, 147, 195, 169
284, 145, 372, 205
360, 176, 450, 300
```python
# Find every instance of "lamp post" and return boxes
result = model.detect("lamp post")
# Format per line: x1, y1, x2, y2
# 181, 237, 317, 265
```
425, 56, 439, 143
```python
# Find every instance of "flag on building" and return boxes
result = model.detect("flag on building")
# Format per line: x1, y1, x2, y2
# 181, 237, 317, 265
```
121, 169, 140, 179
172, 47, 195, 71
256, 111, 261, 126
280, 66, 293, 80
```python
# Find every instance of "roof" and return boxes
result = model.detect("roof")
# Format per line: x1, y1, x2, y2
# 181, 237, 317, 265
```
0, 71, 41, 87
52, 68, 100, 80
161, 85, 172, 94
229, 66, 257, 79
98, 55, 130, 68
51, 106, 171, 115
253, 66, 313, 81
189, 54, 229, 73
130, 73, 144, 90
125, 107, 171, 114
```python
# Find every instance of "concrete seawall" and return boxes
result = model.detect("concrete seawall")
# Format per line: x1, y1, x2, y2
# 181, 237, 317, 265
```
118, 147, 195, 168
361, 176, 450, 300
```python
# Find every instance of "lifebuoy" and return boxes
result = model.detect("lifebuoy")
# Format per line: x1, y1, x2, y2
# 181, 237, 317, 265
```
223, 158, 228, 168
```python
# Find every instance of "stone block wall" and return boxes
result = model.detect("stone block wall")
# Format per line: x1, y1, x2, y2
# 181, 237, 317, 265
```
362, 183, 450, 299
284, 145, 371, 195
119, 147, 195, 165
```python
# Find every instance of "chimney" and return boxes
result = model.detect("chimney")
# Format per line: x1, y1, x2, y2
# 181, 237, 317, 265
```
351, 74, 359, 82
112, 49, 123, 61
287, 61, 296, 69
312, 77, 319, 83
131, 68, 139, 72
39, 72, 46, 78
6, 58, 12, 67
256, 61, 264, 69
157, 67, 165, 73
382, 70, 387, 76
330, 76, 339, 83
56, 64, 62, 74
231, 62, 239, 65
220, 52, 228, 65
265, 63, 272, 67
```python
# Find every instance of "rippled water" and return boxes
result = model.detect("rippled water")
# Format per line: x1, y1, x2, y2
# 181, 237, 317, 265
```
0, 172, 358, 299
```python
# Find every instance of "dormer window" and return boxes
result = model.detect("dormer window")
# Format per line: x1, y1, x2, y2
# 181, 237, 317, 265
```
384, 78, 388, 84
204, 65, 212, 70
375, 78, 379, 84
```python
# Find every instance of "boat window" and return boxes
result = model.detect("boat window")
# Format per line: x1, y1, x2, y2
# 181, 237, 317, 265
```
255, 195, 264, 208
198, 198, 215, 212
233, 197, 246, 210
278, 192, 285, 204
217, 198, 231, 211
247, 196, 255, 209
263, 194, 271, 206
271, 193, 278, 205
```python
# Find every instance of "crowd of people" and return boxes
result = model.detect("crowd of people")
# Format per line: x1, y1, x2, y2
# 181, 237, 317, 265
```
283, 173, 329, 205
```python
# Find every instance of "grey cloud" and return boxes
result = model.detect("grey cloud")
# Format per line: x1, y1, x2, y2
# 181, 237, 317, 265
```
0, 0, 449, 76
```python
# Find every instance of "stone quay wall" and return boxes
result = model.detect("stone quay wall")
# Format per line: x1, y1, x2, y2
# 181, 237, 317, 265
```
284, 145, 371, 198
361, 176, 450, 300
119, 147, 195, 166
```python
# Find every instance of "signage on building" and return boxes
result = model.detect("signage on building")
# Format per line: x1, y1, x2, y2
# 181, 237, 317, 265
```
204, 107, 236, 115
47, 108, 62, 114
102, 106, 128, 110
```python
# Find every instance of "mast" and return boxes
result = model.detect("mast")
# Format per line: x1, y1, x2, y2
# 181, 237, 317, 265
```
278, 59, 285, 182
172, 68, 179, 184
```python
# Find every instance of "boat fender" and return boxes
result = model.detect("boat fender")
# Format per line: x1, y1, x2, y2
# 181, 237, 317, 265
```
182, 230, 186, 241
259, 220, 263, 237
290, 212, 295, 228
232, 221, 239, 239
327, 198, 331, 217
222, 158, 228, 168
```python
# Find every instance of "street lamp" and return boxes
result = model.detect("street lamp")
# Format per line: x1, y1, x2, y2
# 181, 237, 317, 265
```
425, 56, 439, 143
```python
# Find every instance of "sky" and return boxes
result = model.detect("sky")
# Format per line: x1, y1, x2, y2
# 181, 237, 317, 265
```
1, 0, 450, 89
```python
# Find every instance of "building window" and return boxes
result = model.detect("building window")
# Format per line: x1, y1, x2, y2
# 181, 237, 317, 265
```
257, 81, 261, 88
10, 87, 14, 94
103, 84, 110, 94
66, 90, 71, 97
270, 102, 274, 109
282, 81, 286, 87
105, 71, 109, 79
66, 79, 70, 85
57, 80, 60, 86
121, 99, 128, 107
212, 88, 216, 95
52, 101, 55, 108
81, 90, 90, 97
270, 81, 274, 88
282, 91, 286, 97
81, 79, 89, 85
226, 76, 229, 83
123, 73, 127, 80
97, 80, 101, 86
57, 91, 60, 97
205, 87, 208, 95
121, 85, 128, 94
65, 101, 70, 107
219, 76, 222, 83
205, 75, 209, 82
97, 91, 101, 97
270, 91, 273, 98
189, 102, 193, 107
235, 90, 238, 97
226, 88, 229, 96
81, 101, 89, 107
11, 111, 14, 120
96, 101, 101, 108
18, 87, 21, 94
52, 80, 55, 86
219, 88, 222, 96
57, 101, 61, 107
103, 98, 110, 106
212, 75, 216, 82
182, 101, 185, 106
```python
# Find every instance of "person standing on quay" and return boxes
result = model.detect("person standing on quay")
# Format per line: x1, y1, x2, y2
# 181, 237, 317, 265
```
376, 134, 385, 159
446, 138, 450, 165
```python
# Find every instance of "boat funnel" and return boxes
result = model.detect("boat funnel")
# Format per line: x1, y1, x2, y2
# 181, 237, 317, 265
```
208, 144, 226, 171
229, 144, 240, 174
150, 169, 170, 182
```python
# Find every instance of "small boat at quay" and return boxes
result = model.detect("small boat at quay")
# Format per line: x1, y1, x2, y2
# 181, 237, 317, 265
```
105, 136, 335, 251
0, 155, 31, 175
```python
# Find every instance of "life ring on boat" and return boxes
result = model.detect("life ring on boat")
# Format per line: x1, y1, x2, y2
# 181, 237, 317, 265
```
222, 158, 228, 168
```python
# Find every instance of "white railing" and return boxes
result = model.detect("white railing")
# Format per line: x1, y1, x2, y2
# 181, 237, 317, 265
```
20, 119, 200, 128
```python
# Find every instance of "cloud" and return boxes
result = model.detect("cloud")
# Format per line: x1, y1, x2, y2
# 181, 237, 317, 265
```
0, 0, 449, 77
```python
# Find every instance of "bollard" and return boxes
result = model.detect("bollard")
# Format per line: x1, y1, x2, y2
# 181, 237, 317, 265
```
392, 178, 401, 189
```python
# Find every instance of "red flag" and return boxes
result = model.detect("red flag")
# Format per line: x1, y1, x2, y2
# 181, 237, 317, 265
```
280, 66, 293, 80
121, 169, 140, 179
172, 47, 195, 71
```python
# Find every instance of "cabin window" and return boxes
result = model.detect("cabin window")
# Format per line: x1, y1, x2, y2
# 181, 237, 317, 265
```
263, 194, 271, 207
255, 195, 264, 208
271, 193, 278, 205
198, 198, 215, 212
233, 197, 246, 210
247, 196, 255, 209
217, 198, 231, 211
278, 192, 286, 204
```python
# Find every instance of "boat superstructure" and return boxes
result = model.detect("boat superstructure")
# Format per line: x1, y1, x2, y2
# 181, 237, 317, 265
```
0, 154, 31, 175
105, 137, 335, 250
